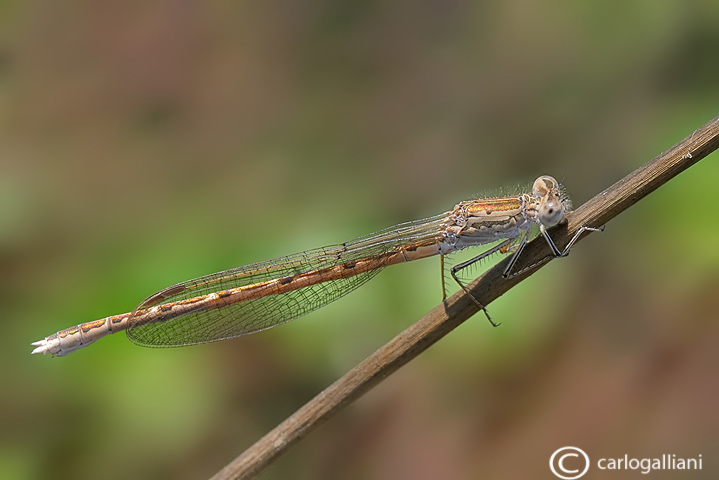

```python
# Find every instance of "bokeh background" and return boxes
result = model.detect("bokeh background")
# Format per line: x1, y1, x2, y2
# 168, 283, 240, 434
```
2, 2, 718, 479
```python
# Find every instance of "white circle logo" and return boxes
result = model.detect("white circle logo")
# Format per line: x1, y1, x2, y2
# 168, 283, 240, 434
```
549, 447, 590, 479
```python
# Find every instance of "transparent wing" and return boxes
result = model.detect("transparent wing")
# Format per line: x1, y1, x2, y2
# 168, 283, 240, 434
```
126, 213, 448, 347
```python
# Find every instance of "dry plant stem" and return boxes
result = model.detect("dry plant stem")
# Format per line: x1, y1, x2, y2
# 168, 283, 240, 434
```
211, 116, 719, 480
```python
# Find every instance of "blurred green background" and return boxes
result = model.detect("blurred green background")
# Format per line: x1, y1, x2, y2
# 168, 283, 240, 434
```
2, 2, 718, 479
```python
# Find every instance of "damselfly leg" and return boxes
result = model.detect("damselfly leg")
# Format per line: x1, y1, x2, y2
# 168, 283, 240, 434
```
447, 238, 518, 327
502, 224, 605, 279
446, 222, 603, 327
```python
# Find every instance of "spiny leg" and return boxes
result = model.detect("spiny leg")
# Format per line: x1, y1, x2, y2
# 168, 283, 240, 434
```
557, 225, 605, 255
538, 224, 605, 259
501, 229, 531, 278
505, 224, 605, 278
440, 253, 447, 301
450, 239, 514, 327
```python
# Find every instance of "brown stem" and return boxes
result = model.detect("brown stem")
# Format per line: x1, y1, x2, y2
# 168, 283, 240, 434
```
211, 115, 719, 480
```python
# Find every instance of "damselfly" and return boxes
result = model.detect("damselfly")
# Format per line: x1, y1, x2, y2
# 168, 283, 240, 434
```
32, 175, 601, 357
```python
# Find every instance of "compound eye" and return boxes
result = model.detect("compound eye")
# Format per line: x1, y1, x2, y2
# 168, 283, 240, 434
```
538, 198, 564, 227
532, 175, 559, 197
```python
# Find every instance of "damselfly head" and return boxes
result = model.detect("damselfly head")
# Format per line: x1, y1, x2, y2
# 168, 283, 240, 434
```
533, 175, 570, 228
